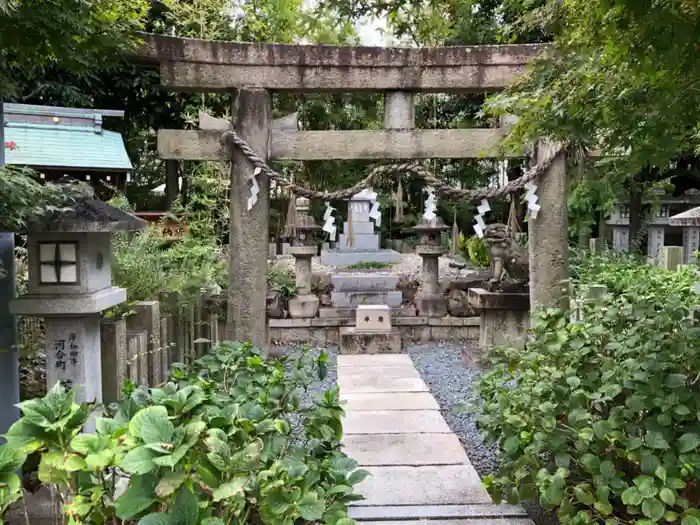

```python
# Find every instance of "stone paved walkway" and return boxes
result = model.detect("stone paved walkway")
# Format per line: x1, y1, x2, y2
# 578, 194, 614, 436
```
339, 354, 533, 525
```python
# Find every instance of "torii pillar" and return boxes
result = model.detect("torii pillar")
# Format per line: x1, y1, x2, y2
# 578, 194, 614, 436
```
226, 90, 271, 350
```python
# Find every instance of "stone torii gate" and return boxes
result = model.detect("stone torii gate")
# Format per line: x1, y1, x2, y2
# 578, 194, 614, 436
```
139, 35, 568, 349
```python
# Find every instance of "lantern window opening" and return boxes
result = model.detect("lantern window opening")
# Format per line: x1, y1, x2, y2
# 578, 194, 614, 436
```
39, 242, 79, 284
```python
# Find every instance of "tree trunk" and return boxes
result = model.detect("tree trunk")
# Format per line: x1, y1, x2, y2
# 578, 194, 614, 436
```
628, 187, 643, 254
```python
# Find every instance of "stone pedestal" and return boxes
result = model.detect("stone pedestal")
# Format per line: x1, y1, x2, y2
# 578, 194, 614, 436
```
413, 218, 450, 318
468, 288, 530, 350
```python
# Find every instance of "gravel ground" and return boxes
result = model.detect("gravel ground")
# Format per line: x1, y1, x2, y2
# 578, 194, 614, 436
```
407, 342, 500, 476
274, 253, 477, 281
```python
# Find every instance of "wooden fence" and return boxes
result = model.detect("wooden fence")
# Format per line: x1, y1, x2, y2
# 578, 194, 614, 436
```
16, 289, 228, 403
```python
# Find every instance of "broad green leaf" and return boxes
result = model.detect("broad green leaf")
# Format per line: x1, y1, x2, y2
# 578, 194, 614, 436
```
64, 454, 86, 472
120, 446, 156, 475
298, 492, 326, 521
347, 469, 371, 486
171, 488, 198, 525
86, 449, 114, 471
642, 497, 665, 521
646, 431, 670, 450
594, 501, 613, 516
600, 460, 615, 479
139, 406, 174, 444
503, 436, 520, 453
574, 486, 595, 505
138, 513, 170, 525
156, 471, 188, 498
0, 446, 26, 473
659, 488, 676, 506
677, 433, 700, 453
664, 374, 686, 388
622, 487, 643, 506
593, 420, 613, 439
212, 476, 247, 502
71, 434, 100, 455
682, 515, 700, 525
641, 455, 660, 475
115, 476, 157, 520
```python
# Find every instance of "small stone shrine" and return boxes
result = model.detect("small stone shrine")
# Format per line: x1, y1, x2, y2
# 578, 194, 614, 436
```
10, 191, 146, 406
321, 188, 401, 266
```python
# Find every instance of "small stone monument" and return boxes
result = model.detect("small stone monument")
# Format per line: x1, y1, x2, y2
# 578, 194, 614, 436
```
10, 194, 146, 405
288, 197, 321, 318
320, 188, 401, 266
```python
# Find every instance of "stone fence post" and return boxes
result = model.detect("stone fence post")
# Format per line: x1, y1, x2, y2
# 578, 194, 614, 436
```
100, 318, 127, 404
127, 301, 163, 386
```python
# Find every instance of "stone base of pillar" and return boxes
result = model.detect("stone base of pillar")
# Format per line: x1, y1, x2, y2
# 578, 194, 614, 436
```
415, 292, 448, 317
288, 294, 320, 318
468, 288, 530, 350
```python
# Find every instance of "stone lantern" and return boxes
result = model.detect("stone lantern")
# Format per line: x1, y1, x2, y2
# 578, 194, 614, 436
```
10, 195, 146, 405
413, 217, 450, 316
288, 196, 321, 318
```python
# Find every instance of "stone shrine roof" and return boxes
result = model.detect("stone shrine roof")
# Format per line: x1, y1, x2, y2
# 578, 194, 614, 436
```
669, 206, 700, 227
25, 197, 148, 233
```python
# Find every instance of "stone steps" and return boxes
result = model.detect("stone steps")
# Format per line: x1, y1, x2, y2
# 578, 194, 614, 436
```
338, 354, 533, 525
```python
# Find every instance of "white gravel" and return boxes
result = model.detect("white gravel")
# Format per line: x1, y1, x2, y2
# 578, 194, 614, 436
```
274, 253, 479, 281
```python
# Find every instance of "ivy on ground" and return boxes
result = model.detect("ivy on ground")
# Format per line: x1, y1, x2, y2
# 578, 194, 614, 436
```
0, 342, 368, 525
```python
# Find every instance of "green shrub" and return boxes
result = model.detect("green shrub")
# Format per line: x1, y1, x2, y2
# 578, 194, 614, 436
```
458, 233, 490, 268
267, 264, 298, 298
344, 262, 394, 270
1, 342, 367, 525
111, 228, 227, 312
476, 260, 700, 525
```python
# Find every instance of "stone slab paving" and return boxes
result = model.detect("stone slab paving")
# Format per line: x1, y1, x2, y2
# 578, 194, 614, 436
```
339, 354, 534, 525
355, 465, 492, 506
343, 433, 467, 465
337, 373, 429, 394
356, 519, 534, 525
338, 354, 413, 367
344, 410, 451, 434
341, 392, 439, 411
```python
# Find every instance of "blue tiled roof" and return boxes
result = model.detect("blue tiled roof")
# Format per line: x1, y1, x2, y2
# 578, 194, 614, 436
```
4, 122, 133, 171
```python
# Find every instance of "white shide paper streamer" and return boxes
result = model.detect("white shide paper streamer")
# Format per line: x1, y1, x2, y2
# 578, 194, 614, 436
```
423, 187, 437, 222
473, 199, 491, 238
524, 181, 541, 220
322, 202, 337, 241
367, 189, 382, 228
247, 167, 262, 211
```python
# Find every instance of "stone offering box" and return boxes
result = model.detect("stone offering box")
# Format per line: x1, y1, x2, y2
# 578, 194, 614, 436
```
468, 288, 529, 349
10, 195, 146, 404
